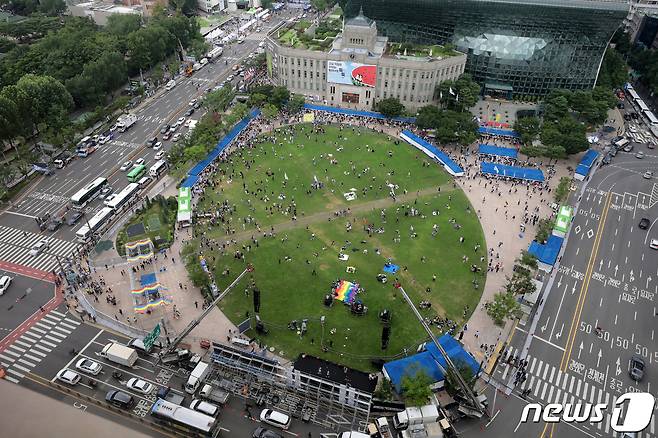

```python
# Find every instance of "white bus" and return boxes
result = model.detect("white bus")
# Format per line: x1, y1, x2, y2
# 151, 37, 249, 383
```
614, 138, 629, 149
643, 110, 658, 126
637, 99, 650, 113
106, 183, 139, 211
150, 399, 219, 437
71, 177, 108, 210
149, 160, 168, 178
75, 207, 114, 242
206, 47, 223, 61
627, 88, 640, 102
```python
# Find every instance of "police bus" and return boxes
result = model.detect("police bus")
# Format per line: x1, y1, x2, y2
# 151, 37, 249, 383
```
150, 399, 219, 437
106, 183, 139, 212
70, 177, 108, 210
149, 160, 168, 178
75, 207, 114, 242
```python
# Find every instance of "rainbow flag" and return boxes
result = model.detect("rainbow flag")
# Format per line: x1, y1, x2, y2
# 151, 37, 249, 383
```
125, 238, 152, 250
131, 282, 162, 295
127, 251, 153, 262
335, 280, 359, 304
133, 297, 172, 313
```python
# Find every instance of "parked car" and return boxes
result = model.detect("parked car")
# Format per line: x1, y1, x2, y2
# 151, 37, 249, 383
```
259, 409, 291, 430
105, 390, 134, 409
56, 369, 81, 385
189, 399, 219, 417
623, 144, 634, 152
126, 378, 154, 394
75, 358, 102, 375
636, 151, 645, 159
120, 161, 133, 171
104, 194, 117, 206
146, 137, 158, 147
134, 158, 145, 166
629, 355, 645, 381
651, 239, 658, 250
99, 186, 113, 199
29, 239, 49, 256
193, 101, 202, 109
155, 151, 166, 160
66, 212, 83, 226
0, 275, 11, 295
177, 117, 186, 126
189, 99, 197, 107
172, 133, 182, 142
252, 427, 283, 438
160, 124, 170, 134
153, 142, 163, 151
46, 219, 63, 232
644, 171, 654, 179
185, 108, 195, 117
162, 132, 172, 141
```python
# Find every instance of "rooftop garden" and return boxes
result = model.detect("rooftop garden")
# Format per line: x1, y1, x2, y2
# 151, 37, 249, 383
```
277, 10, 343, 51
385, 42, 461, 59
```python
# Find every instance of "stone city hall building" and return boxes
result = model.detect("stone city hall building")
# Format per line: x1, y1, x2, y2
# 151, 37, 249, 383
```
264, 8, 467, 111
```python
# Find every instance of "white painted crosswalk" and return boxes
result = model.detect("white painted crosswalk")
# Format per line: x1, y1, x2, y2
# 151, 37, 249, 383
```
497, 348, 656, 437
0, 225, 79, 272
0, 310, 80, 383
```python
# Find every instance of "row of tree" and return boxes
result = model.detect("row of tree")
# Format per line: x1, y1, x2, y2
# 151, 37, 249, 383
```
486, 251, 538, 326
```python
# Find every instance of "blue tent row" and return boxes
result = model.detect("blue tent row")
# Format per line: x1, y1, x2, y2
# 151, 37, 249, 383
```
383, 334, 480, 391
574, 149, 599, 179
181, 109, 261, 188
303, 103, 416, 124
528, 234, 564, 266
480, 161, 545, 182
478, 126, 521, 138
400, 130, 464, 177
478, 144, 518, 159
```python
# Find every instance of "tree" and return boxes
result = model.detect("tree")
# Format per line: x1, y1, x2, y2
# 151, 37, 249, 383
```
262, 103, 279, 120
311, 0, 329, 10
375, 97, 404, 118
415, 105, 441, 129
106, 14, 142, 37
554, 177, 572, 203
535, 218, 555, 243
38, 0, 66, 15
437, 74, 480, 111
514, 116, 540, 145
597, 48, 628, 90
248, 93, 268, 108
204, 86, 235, 113
506, 271, 536, 296
486, 291, 522, 326
400, 367, 432, 405
288, 94, 305, 113
16, 74, 73, 135
269, 86, 290, 109
518, 250, 538, 270
188, 38, 211, 62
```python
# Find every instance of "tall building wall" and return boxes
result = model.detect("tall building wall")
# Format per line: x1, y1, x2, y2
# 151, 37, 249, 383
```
341, 0, 627, 97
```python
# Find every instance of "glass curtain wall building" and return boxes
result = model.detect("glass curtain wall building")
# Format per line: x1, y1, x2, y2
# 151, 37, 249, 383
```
341, 0, 628, 97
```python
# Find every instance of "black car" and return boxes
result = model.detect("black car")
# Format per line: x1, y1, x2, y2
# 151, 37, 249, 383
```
146, 136, 158, 147
66, 212, 83, 226
105, 390, 134, 408
193, 101, 202, 109
160, 124, 170, 134
252, 427, 283, 438
185, 108, 195, 117
46, 218, 63, 232
639, 218, 651, 230
629, 355, 645, 381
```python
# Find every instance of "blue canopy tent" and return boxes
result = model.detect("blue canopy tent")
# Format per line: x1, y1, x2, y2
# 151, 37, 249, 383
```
478, 126, 521, 138
303, 103, 416, 123
478, 144, 518, 160
574, 149, 599, 181
528, 234, 564, 270
480, 162, 544, 182
400, 130, 464, 177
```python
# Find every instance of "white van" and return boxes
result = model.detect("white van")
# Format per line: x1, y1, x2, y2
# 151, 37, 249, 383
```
185, 361, 210, 394
166, 80, 176, 91
338, 433, 370, 438
137, 176, 151, 187
189, 399, 219, 417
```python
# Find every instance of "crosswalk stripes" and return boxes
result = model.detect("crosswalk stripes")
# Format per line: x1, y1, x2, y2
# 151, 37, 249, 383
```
650, 183, 658, 209
496, 347, 656, 437
0, 225, 79, 272
0, 310, 80, 384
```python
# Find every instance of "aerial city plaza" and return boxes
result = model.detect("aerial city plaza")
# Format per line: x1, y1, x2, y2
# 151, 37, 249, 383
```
0, 0, 656, 437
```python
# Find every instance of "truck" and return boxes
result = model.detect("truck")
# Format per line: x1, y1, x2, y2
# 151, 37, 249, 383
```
116, 114, 137, 132
185, 361, 210, 394
400, 422, 444, 438
375, 417, 394, 438
160, 348, 191, 365
206, 46, 223, 61
393, 405, 439, 430
157, 386, 186, 405
99, 342, 138, 367
199, 383, 230, 405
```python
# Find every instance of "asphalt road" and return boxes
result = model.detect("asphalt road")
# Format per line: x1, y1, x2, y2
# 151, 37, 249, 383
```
478, 130, 658, 436
0, 273, 54, 335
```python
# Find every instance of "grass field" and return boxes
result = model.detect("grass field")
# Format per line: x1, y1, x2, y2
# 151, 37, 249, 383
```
190, 125, 486, 370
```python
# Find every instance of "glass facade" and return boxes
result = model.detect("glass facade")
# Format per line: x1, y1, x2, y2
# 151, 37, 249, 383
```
341, 0, 628, 97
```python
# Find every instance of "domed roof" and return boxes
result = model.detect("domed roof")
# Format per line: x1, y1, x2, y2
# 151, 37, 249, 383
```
346, 6, 374, 27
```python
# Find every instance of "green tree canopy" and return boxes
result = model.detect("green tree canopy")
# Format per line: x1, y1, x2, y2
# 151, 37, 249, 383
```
269, 86, 290, 109
262, 103, 279, 120
514, 116, 541, 145
375, 97, 404, 118
437, 74, 480, 111
400, 367, 432, 405
204, 86, 235, 113
486, 291, 522, 326
287, 94, 306, 113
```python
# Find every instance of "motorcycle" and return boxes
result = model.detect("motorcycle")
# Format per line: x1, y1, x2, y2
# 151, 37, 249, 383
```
112, 371, 124, 380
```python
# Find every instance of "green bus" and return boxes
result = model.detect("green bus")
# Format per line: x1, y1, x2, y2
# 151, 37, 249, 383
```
127, 164, 146, 183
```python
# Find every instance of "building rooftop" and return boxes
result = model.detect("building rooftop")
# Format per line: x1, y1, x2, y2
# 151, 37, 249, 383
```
293, 354, 378, 393
383, 42, 462, 60
346, 6, 374, 27
276, 13, 343, 51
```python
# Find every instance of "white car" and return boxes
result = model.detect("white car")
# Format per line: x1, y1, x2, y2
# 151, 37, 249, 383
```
259, 409, 291, 430
189, 99, 197, 107
120, 161, 132, 171
134, 158, 145, 166
644, 171, 654, 179
98, 135, 110, 145
177, 117, 186, 125
153, 142, 163, 151
0, 275, 11, 295
75, 358, 102, 375
103, 194, 117, 206
29, 239, 49, 256
184, 119, 193, 128
56, 369, 81, 385
155, 151, 166, 160
165, 80, 176, 91
651, 239, 658, 250
172, 133, 182, 142
126, 378, 154, 394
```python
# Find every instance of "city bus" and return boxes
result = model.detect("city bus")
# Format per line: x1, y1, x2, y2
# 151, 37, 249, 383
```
70, 177, 108, 210
106, 183, 139, 211
150, 399, 219, 437
75, 207, 114, 242
149, 160, 168, 178
127, 164, 146, 183
637, 99, 650, 113
643, 109, 658, 126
